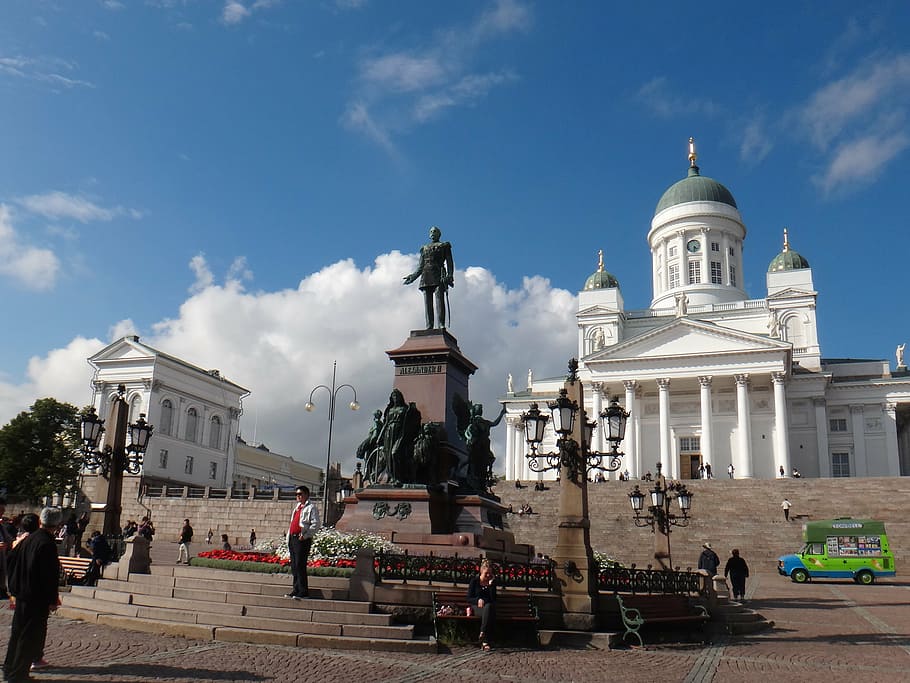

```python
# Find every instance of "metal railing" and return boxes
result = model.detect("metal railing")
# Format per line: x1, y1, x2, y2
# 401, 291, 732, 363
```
597, 564, 702, 595
375, 550, 555, 591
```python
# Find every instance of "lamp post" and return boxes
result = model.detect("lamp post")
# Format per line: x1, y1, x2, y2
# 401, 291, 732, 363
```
628, 462, 693, 570
518, 359, 629, 630
80, 384, 154, 537
305, 361, 359, 522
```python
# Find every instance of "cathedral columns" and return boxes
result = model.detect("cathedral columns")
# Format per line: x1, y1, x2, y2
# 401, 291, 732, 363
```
850, 405, 868, 476
623, 380, 638, 479
814, 398, 831, 477
698, 376, 713, 470
657, 378, 672, 477
883, 403, 901, 476
734, 374, 753, 478
772, 372, 791, 476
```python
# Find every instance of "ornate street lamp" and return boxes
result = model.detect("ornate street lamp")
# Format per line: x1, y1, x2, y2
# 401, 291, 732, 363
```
80, 384, 154, 536
519, 361, 630, 480
628, 462, 693, 570
305, 361, 359, 522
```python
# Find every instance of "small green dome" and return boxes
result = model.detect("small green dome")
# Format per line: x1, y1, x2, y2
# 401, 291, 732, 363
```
768, 228, 810, 272
655, 165, 738, 215
584, 250, 619, 290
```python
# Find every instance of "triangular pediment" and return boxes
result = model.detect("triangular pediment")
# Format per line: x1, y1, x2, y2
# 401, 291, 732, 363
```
589, 318, 789, 362
89, 336, 158, 363
578, 304, 622, 316
767, 287, 817, 299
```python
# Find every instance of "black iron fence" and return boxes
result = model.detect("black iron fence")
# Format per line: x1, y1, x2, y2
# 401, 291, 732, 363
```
375, 550, 555, 591
597, 564, 702, 595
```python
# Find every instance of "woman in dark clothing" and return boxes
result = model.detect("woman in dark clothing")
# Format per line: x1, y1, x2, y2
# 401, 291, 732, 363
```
724, 549, 750, 601
467, 559, 496, 651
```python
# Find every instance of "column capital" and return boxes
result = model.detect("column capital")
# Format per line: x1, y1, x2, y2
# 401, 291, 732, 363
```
657, 377, 671, 390
622, 380, 638, 392
884, 402, 898, 415
813, 397, 826, 408
849, 404, 864, 414
771, 371, 787, 384
734, 373, 750, 386
698, 375, 713, 387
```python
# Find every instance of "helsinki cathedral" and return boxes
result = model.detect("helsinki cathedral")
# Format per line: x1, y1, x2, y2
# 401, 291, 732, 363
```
501, 139, 910, 481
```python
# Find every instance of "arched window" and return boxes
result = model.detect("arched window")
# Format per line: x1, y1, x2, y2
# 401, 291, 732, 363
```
160, 400, 173, 436
209, 416, 222, 450
185, 407, 199, 442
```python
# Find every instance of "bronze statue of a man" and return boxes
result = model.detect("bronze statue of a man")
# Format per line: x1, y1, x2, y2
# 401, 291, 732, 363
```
403, 226, 454, 329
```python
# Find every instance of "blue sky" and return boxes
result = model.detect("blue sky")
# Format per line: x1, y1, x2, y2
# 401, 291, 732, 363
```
1, 1, 908, 472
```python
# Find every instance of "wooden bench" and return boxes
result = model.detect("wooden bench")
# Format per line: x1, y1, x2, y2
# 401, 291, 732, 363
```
58, 556, 95, 586
615, 594, 709, 646
432, 590, 540, 646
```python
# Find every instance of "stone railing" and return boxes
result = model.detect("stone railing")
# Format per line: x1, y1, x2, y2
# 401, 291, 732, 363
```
141, 485, 298, 501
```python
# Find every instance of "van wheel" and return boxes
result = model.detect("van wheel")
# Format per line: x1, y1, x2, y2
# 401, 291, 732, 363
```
855, 570, 874, 585
791, 568, 809, 583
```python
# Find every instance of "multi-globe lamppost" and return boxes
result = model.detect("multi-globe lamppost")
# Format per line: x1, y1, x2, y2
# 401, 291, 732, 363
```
628, 461, 693, 570
80, 384, 154, 537
519, 359, 629, 630
305, 361, 359, 523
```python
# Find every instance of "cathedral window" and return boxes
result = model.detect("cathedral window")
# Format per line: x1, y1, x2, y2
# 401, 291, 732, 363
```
209, 461, 218, 480
728, 246, 735, 256
185, 456, 194, 474
669, 264, 680, 289
711, 261, 723, 284
159, 449, 168, 469
711, 241, 719, 252
688, 260, 701, 284
729, 264, 737, 287
832, 452, 850, 477
668, 245, 677, 257
829, 418, 848, 432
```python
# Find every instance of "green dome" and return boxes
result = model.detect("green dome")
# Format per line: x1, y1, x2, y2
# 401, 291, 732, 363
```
768, 229, 810, 272
655, 165, 738, 215
584, 250, 619, 290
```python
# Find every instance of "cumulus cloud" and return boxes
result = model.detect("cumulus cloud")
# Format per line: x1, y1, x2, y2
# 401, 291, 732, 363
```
17, 191, 142, 223
220, 0, 282, 25
0, 204, 60, 290
345, 0, 530, 151
0, 250, 576, 476
188, 254, 215, 294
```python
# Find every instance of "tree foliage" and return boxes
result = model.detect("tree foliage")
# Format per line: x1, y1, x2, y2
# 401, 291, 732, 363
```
0, 397, 83, 499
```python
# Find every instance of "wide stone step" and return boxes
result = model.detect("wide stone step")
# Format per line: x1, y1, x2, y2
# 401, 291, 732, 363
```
56, 608, 430, 652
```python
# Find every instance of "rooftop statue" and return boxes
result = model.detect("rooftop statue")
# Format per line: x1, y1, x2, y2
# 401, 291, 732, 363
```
403, 226, 454, 329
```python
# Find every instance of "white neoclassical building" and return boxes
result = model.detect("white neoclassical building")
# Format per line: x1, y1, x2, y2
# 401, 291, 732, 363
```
502, 141, 910, 481
87, 336, 249, 488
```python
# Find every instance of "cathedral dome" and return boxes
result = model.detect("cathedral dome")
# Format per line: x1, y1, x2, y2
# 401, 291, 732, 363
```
654, 138, 737, 215
584, 250, 619, 290
768, 228, 810, 272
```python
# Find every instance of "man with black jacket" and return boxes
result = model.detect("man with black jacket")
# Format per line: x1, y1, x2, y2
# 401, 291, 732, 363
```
3, 507, 61, 683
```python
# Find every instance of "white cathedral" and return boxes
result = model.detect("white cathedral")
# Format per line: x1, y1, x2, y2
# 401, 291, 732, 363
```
502, 140, 910, 481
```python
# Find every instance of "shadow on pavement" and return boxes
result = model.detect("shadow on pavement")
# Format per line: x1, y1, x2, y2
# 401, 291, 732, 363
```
35, 663, 267, 681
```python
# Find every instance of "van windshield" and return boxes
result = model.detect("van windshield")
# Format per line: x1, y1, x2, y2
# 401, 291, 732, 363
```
802, 543, 825, 555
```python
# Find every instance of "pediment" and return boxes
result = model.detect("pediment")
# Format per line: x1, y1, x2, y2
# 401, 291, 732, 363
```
578, 304, 622, 316
89, 336, 157, 363
588, 318, 789, 362
767, 287, 816, 299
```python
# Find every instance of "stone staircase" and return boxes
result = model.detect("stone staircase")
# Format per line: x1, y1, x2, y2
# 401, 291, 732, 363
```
498, 477, 910, 569
58, 565, 435, 652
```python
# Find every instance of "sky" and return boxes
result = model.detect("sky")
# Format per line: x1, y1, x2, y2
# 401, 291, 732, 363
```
1, 1, 908, 477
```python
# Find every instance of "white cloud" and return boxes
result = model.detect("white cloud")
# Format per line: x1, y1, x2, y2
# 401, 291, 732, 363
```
108, 319, 139, 341
345, 1, 530, 151
739, 116, 773, 164
0, 204, 60, 290
17, 191, 141, 223
0, 55, 94, 90
0, 251, 575, 475
221, 1, 251, 25
815, 130, 910, 193
94, 31, 111, 41
188, 254, 215, 294
636, 77, 720, 119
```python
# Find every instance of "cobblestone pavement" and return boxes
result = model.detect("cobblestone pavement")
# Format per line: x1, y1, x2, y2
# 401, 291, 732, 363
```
2, 572, 908, 683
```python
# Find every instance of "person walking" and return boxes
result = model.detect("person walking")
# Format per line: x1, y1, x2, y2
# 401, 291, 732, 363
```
698, 542, 721, 576
0, 497, 14, 600
176, 519, 193, 564
286, 485, 320, 599
3, 507, 61, 683
724, 549, 750, 601
206, 528, 214, 545
249, 528, 256, 547
781, 498, 792, 522
727, 463, 735, 479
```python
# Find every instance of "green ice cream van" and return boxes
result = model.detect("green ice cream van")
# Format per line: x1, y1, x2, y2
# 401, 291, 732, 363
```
778, 518, 895, 585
